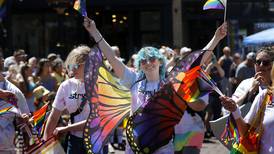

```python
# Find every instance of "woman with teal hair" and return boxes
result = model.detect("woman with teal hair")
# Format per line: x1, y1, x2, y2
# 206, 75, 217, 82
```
134, 46, 167, 81
83, 17, 227, 153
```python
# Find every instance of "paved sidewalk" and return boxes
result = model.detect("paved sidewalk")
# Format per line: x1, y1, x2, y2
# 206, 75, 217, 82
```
114, 137, 230, 154
201, 138, 229, 154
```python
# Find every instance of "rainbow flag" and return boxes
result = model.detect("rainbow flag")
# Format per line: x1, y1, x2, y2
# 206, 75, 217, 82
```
38, 119, 47, 137
203, 0, 226, 10
198, 69, 223, 96
175, 66, 213, 103
221, 114, 240, 145
73, 0, 87, 16
0, 106, 12, 116
0, 0, 7, 19
33, 104, 48, 132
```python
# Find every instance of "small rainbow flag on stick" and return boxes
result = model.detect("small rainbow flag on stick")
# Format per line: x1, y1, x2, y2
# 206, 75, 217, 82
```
203, 0, 226, 10
0, 106, 12, 116
0, 0, 7, 19
175, 66, 214, 103
73, 0, 87, 17
33, 104, 48, 131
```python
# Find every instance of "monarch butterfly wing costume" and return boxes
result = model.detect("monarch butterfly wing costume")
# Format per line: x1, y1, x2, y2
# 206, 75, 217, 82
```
126, 50, 212, 153
83, 47, 131, 154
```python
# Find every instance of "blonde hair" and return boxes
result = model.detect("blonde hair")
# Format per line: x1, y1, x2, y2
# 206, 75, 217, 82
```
65, 45, 91, 69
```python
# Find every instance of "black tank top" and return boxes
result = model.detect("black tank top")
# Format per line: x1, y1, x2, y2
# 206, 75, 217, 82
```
221, 57, 233, 78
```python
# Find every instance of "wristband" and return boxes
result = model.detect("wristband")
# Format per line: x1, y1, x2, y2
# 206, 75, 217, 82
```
95, 37, 103, 44
232, 107, 241, 119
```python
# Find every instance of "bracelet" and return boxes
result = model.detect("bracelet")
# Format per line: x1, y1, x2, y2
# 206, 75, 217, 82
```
95, 37, 103, 44
232, 107, 241, 119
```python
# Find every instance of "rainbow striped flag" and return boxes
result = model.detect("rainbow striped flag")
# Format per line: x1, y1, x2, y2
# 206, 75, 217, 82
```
0, 0, 7, 19
203, 0, 226, 10
221, 114, 240, 145
175, 66, 213, 103
0, 106, 12, 116
33, 104, 48, 132
73, 0, 87, 16
38, 119, 47, 137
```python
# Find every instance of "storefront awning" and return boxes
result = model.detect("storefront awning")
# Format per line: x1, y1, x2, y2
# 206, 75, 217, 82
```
243, 28, 274, 46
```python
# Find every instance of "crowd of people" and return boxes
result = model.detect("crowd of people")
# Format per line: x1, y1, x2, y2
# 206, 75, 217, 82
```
0, 17, 273, 154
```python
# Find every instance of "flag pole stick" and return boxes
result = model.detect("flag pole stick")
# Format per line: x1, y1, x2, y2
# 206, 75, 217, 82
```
223, 7, 227, 22
223, 0, 227, 22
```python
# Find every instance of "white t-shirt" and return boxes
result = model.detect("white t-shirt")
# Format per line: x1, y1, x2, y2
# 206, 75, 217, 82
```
175, 95, 208, 134
232, 77, 265, 103
120, 68, 161, 114
121, 67, 174, 154
0, 79, 29, 152
52, 78, 90, 138
244, 89, 274, 154
223, 77, 266, 115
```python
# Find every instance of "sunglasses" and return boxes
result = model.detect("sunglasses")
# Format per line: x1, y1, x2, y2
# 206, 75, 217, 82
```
68, 64, 80, 71
255, 59, 272, 66
141, 57, 157, 65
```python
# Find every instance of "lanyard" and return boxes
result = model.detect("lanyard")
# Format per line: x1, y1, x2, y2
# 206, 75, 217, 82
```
142, 79, 162, 103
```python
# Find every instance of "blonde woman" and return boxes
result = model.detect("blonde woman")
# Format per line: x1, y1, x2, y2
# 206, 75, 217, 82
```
43, 46, 90, 154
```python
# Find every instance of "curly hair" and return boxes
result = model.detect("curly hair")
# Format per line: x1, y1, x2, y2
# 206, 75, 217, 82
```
256, 46, 274, 61
134, 46, 167, 80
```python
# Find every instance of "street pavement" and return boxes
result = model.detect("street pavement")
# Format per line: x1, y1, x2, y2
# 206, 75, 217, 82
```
113, 137, 229, 154
201, 137, 229, 154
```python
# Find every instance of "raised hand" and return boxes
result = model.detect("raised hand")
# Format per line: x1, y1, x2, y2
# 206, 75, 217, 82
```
215, 22, 228, 41
83, 17, 101, 41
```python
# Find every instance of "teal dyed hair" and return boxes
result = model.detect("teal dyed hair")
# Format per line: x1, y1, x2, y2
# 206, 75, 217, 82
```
134, 46, 167, 79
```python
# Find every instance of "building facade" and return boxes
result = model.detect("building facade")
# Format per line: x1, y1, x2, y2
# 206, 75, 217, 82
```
1, 0, 274, 59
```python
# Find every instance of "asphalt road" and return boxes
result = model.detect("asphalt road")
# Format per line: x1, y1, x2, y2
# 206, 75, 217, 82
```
112, 137, 229, 154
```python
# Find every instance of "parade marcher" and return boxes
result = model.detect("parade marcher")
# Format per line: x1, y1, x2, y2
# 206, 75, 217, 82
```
43, 46, 91, 154
231, 47, 274, 106
83, 16, 227, 154
174, 24, 227, 154
0, 51, 30, 154
221, 58, 274, 154
44, 46, 108, 154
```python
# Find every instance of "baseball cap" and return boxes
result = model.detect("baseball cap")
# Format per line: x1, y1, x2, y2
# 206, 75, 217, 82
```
246, 52, 256, 61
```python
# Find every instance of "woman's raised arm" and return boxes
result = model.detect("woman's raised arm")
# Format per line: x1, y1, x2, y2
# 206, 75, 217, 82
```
201, 22, 228, 65
83, 17, 127, 79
